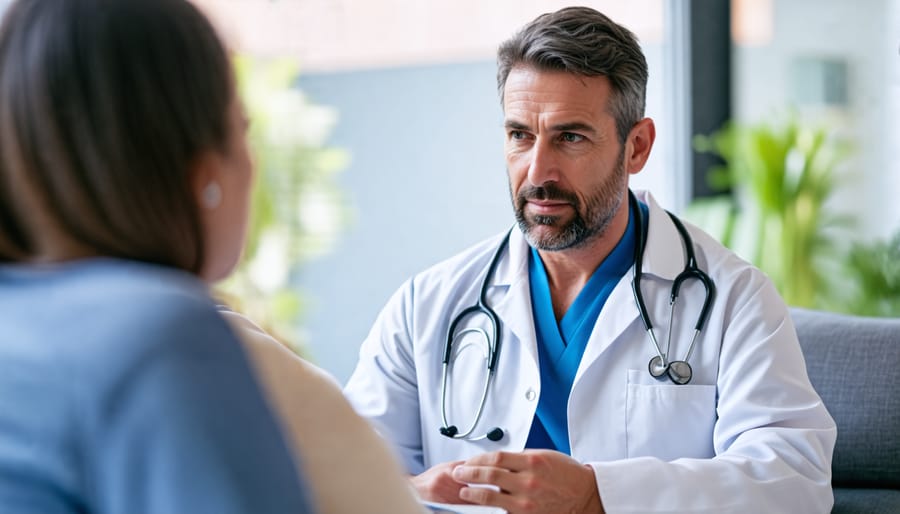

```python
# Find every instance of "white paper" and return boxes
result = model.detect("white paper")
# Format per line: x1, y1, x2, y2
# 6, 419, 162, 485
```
421, 501, 507, 514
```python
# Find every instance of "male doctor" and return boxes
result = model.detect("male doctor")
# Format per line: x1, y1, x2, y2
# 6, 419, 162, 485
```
345, 7, 835, 514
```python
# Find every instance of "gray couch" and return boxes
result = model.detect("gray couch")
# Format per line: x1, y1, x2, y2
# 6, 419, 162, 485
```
791, 308, 900, 513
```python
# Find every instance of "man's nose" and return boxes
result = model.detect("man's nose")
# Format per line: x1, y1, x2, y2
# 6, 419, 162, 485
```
526, 139, 560, 187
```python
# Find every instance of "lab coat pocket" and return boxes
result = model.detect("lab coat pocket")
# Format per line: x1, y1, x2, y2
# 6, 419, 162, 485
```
625, 369, 716, 460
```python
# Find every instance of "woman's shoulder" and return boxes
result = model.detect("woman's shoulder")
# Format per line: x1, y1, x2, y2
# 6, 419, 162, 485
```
0, 258, 231, 377
1, 257, 212, 314
219, 309, 342, 397
221, 310, 425, 514
0, 259, 283, 507
63, 258, 211, 309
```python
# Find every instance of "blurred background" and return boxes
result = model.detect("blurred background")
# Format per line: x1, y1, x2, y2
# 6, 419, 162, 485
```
3, 0, 893, 382
194, 0, 900, 383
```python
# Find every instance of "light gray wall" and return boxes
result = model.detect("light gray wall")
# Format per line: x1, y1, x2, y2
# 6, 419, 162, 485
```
888, 1, 900, 218
296, 61, 510, 382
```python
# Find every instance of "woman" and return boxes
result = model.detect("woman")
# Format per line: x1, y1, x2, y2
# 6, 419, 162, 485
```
0, 0, 422, 512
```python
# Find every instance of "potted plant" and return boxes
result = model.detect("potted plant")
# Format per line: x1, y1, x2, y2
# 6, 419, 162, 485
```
687, 114, 853, 308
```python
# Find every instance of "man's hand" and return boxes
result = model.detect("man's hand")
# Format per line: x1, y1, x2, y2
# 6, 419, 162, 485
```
410, 460, 469, 504
451, 450, 605, 514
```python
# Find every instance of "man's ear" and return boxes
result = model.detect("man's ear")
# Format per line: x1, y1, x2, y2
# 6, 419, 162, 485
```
623, 118, 656, 175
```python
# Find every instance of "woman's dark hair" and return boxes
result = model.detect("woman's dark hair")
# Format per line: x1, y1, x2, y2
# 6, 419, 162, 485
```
0, 0, 233, 271
496, 6, 648, 145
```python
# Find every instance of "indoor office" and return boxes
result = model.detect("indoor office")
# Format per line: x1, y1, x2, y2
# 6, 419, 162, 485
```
0, 0, 897, 513
190, 0, 900, 370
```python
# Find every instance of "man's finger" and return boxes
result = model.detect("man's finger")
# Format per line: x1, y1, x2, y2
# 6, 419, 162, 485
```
458, 485, 521, 512
461, 485, 544, 514
461, 451, 533, 471
452, 464, 515, 490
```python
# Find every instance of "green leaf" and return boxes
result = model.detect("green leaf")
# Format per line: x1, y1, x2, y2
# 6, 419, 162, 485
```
688, 113, 858, 308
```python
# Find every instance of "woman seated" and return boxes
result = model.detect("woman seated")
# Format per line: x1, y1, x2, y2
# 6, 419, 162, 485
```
0, 0, 422, 512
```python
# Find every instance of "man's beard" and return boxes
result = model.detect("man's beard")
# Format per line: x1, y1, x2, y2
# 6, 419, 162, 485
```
511, 158, 628, 251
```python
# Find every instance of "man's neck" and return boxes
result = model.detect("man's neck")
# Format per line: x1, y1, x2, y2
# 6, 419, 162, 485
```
537, 205, 630, 320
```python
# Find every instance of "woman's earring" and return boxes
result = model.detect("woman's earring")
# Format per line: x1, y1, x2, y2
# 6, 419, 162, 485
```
202, 181, 222, 210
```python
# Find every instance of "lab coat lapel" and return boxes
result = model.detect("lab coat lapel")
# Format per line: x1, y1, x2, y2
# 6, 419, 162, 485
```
490, 228, 540, 368
573, 272, 640, 383
636, 190, 685, 281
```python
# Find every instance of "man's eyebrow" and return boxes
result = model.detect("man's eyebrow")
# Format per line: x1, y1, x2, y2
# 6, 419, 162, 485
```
551, 122, 596, 134
504, 120, 530, 131
503, 120, 598, 134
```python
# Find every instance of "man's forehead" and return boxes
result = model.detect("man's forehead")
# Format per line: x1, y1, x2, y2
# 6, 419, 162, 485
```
502, 68, 614, 124
504, 68, 611, 99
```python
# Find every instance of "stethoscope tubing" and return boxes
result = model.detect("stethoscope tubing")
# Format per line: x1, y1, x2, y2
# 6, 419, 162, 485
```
440, 327, 492, 439
439, 231, 510, 439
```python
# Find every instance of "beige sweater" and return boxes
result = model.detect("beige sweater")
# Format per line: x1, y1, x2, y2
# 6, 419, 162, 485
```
222, 311, 425, 514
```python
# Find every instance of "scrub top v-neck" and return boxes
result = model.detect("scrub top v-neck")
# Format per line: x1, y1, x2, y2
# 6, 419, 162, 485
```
524, 200, 647, 453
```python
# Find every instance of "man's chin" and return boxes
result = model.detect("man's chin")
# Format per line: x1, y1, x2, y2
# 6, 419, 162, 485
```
523, 224, 572, 250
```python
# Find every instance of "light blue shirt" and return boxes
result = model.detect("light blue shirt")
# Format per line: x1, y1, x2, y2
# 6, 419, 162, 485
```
0, 259, 314, 513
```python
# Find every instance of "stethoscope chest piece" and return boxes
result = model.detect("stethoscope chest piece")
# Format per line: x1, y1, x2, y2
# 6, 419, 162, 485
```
648, 355, 669, 378
649, 355, 693, 385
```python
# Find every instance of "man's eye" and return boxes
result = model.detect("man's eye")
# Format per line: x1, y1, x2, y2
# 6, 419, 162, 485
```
510, 130, 526, 140
561, 132, 584, 143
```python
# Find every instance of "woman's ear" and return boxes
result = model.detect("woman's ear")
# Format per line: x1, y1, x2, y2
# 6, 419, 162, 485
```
190, 151, 222, 210
623, 118, 656, 175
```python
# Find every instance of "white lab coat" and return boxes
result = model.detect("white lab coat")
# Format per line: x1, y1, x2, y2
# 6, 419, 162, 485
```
344, 190, 836, 514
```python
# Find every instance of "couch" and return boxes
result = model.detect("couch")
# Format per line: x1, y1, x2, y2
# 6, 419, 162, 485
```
791, 308, 900, 513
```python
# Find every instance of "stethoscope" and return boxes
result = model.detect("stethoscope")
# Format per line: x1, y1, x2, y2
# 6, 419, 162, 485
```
438, 190, 715, 442
630, 191, 715, 385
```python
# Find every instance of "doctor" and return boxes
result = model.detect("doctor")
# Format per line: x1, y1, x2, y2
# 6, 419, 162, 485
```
345, 7, 835, 514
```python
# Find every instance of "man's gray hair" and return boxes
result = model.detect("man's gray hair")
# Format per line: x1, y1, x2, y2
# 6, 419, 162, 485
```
497, 6, 648, 144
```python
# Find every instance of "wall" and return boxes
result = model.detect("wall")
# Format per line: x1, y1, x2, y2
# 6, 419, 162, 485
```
295, 62, 507, 382
733, 0, 900, 239
888, 0, 900, 224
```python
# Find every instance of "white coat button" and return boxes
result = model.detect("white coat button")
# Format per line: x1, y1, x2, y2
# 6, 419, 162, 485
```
525, 388, 537, 401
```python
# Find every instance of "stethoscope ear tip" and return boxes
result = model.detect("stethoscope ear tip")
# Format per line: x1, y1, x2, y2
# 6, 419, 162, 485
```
486, 427, 504, 441
440, 425, 459, 438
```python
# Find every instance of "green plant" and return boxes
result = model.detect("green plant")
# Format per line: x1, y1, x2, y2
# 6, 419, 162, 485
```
218, 56, 349, 352
687, 115, 852, 308
842, 230, 900, 317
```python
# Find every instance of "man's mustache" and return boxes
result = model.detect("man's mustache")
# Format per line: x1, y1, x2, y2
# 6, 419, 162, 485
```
517, 184, 579, 206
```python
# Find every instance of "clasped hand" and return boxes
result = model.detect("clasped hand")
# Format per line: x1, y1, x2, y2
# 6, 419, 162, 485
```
411, 450, 604, 514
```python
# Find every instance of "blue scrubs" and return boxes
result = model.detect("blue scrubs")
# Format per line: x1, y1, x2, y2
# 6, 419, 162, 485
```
525, 201, 648, 454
